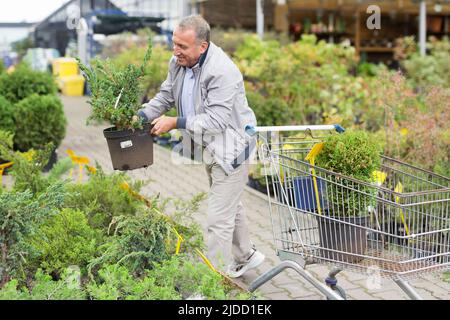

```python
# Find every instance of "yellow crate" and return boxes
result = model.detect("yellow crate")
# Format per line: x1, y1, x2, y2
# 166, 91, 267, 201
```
60, 75, 85, 96
52, 58, 79, 77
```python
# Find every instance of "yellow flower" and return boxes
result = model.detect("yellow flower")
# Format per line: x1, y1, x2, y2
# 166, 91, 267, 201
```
86, 165, 97, 175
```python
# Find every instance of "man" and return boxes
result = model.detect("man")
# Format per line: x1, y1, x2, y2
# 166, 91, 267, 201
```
138, 15, 264, 278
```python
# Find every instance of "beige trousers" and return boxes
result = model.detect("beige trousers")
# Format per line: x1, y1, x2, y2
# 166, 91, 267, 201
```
204, 150, 253, 270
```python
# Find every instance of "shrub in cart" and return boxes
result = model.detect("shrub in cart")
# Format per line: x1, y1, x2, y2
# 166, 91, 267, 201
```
314, 130, 382, 263
77, 40, 154, 171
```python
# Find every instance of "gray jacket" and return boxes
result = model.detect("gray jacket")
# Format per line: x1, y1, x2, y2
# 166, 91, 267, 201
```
138, 42, 257, 175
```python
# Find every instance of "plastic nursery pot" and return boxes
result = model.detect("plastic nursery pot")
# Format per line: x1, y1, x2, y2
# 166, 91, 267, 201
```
103, 123, 153, 171
316, 214, 369, 264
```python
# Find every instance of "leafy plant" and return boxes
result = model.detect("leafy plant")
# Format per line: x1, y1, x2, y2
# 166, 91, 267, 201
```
86, 256, 251, 300
316, 131, 382, 181
87, 208, 175, 276
315, 130, 382, 216
86, 264, 180, 300
78, 38, 153, 130
13, 94, 67, 152
0, 63, 56, 103
401, 36, 450, 90
0, 96, 15, 143
64, 165, 145, 230
0, 130, 57, 194
0, 184, 67, 287
109, 42, 172, 102
0, 269, 85, 300
26, 209, 100, 277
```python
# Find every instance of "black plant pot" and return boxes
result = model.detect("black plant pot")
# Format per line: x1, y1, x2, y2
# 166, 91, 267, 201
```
43, 148, 58, 172
103, 123, 153, 171
316, 214, 368, 264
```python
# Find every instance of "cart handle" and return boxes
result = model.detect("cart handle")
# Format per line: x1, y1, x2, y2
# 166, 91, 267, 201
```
245, 124, 345, 136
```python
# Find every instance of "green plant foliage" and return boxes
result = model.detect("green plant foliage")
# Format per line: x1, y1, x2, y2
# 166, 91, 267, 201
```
0, 184, 67, 286
0, 269, 85, 300
147, 255, 245, 300
26, 209, 100, 276
0, 63, 56, 103
13, 94, 66, 151
316, 130, 382, 182
64, 165, 144, 230
0, 60, 5, 74
0, 95, 15, 140
235, 34, 376, 128
110, 44, 172, 102
87, 208, 175, 276
86, 264, 180, 300
0, 130, 54, 194
78, 39, 152, 130
86, 256, 251, 300
402, 37, 450, 90
315, 131, 382, 217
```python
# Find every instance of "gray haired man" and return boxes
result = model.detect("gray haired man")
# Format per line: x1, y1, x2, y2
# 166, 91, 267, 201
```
138, 15, 264, 277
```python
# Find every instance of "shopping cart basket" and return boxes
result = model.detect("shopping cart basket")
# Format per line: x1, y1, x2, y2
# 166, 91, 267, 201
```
245, 124, 450, 300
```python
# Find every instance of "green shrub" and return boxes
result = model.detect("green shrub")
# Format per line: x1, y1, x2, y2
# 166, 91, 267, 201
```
0, 184, 67, 286
86, 257, 251, 300
78, 39, 152, 130
315, 131, 382, 217
316, 130, 382, 182
86, 264, 180, 300
26, 208, 100, 276
0, 60, 5, 74
110, 44, 172, 101
402, 37, 450, 90
87, 209, 175, 276
0, 64, 56, 103
0, 95, 15, 139
246, 90, 293, 126
13, 94, 66, 151
64, 166, 144, 230
0, 269, 85, 300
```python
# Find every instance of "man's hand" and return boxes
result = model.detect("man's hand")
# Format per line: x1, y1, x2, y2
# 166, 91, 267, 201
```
151, 116, 177, 136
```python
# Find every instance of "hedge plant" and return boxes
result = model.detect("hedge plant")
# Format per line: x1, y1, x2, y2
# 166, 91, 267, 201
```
13, 94, 67, 152
26, 208, 100, 277
0, 95, 15, 140
78, 39, 152, 130
315, 130, 382, 217
0, 64, 56, 103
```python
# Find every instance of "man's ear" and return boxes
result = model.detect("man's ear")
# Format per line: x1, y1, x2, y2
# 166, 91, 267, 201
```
199, 41, 209, 54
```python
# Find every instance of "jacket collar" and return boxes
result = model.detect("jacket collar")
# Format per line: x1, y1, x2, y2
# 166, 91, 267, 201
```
199, 42, 210, 67
189, 42, 210, 72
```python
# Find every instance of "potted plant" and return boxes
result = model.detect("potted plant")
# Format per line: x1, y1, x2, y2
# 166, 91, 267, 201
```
315, 130, 382, 263
77, 40, 153, 171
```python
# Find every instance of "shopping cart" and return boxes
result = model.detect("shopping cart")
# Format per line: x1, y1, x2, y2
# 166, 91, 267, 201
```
245, 124, 450, 300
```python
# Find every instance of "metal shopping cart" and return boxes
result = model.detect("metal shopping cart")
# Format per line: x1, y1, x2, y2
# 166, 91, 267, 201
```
245, 124, 450, 300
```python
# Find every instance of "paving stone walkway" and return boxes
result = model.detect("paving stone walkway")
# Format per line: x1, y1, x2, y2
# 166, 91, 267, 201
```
57, 96, 450, 300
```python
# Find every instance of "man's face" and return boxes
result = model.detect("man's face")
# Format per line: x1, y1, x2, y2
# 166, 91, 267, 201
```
172, 27, 208, 68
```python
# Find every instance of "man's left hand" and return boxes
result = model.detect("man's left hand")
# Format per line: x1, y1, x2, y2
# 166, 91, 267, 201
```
151, 116, 177, 136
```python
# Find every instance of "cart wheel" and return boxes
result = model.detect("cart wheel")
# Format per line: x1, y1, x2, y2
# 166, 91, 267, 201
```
327, 285, 346, 300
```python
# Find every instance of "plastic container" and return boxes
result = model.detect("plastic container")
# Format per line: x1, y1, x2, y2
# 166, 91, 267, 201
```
60, 75, 85, 96
103, 123, 154, 171
52, 58, 79, 77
